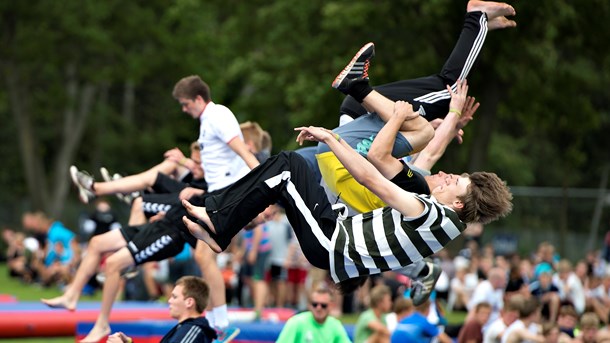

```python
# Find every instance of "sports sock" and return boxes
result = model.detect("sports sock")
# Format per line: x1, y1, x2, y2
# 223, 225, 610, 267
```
349, 80, 373, 103
213, 304, 229, 329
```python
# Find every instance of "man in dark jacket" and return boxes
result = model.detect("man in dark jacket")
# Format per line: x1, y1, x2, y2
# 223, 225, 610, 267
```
107, 276, 220, 343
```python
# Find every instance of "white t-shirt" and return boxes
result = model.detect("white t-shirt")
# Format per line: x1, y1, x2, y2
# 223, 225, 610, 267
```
501, 320, 539, 343
266, 214, 292, 266
197, 102, 250, 191
468, 280, 504, 329
483, 318, 507, 343
553, 273, 586, 314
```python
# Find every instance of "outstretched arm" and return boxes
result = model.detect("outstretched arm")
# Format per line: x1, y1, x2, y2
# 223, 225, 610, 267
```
361, 91, 434, 153
413, 80, 478, 172
295, 126, 424, 217
228, 136, 260, 170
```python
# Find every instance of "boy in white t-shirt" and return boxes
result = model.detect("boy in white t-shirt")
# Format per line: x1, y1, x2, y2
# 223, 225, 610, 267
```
171, 75, 260, 339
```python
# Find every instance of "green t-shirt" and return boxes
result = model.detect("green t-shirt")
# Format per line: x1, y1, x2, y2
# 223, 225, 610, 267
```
276, 311, 351, 343
354, 309, 387, 343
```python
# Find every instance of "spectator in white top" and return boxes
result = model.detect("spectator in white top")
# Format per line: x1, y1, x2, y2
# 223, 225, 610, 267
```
265, 204, 293, 307
449, 256, 479, 312
483, 295, 523, 343
502, 297, 543, 343
553, 259, 586, 314
468, 267, 507, 330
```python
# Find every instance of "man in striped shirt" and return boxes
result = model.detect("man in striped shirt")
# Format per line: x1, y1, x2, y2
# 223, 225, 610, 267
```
180, 122, 512, 294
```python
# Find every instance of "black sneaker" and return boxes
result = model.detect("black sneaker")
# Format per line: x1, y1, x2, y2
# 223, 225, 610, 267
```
69, 165, 95, 204
411, 259, 442, 306
332, 42, 375, 94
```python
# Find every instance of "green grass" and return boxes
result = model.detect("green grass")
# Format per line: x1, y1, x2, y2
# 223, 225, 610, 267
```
0, 264, 101, 302
0, 264, 101, 342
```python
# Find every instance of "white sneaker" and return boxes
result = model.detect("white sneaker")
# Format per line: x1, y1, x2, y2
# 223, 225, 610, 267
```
69, 165, 95, 204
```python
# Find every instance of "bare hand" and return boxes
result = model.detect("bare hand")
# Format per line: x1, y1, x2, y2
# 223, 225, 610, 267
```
393, 101, 418, 121
457, 96, 479, 130
179, 187, 205, 201
149, 211, 166, 223
447, 79, 469, 113
107, 332, 131, 343
294, 126, 334, 145
164, 147, 186, 163
247, 250, 256, 265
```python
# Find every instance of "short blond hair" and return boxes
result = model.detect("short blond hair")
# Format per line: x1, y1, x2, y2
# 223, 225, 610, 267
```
240, 121, 264, 153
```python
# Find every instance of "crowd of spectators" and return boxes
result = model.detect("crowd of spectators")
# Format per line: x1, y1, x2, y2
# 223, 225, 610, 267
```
3, 115, 610, 342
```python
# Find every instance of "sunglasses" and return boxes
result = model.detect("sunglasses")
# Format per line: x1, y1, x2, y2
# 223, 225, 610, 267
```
311, 302, 329, 309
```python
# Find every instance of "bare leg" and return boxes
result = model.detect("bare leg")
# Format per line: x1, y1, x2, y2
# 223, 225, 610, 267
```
80, 248, 134, 343
93, 160, 178, 196
253, 279, 267, 319
194, 241, 228, 328
128, 197, 147, 226
142, 262, 161, 300
41, 231, 127, 311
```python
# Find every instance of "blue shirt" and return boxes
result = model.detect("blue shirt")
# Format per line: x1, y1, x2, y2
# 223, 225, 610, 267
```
391, 312, 439, 343
45, 221, 75, 266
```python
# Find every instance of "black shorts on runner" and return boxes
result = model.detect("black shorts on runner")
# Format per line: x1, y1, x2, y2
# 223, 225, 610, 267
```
121, 221, 191, 265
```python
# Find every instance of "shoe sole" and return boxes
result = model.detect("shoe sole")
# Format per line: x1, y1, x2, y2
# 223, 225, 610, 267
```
412, 262, 442, 306
216, 328, 240, 343
331, 42, 375, 89
69, 166, 90, 204
100, 167, 112, 182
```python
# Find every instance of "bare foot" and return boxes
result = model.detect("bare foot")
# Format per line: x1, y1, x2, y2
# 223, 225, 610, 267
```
79, 324, 110, 343
182, 216, 222, 253
41, 296, 76, 312
467, 1, 516, 21
488, 16, 517, 30
182, 199, 216, 233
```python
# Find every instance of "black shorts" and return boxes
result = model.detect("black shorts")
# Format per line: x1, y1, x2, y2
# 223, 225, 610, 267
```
151, 173, 188, 193
121, 221, 188, 265
141, 193, 181, 217
269, 264, 287, 281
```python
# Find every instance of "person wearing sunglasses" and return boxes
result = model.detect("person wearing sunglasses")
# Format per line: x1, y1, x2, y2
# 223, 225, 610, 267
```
276, 287, 351, 343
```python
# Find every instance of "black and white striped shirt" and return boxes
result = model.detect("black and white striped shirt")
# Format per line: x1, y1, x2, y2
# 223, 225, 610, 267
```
329, 194, 466, 283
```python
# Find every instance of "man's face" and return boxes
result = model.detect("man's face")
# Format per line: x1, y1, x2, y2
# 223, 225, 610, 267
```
379, 294, 393, 313
476, 307, 492, 325
430, 172, 471, 208
428, 171, 460, 188
178, 96, 205, 119
168, 285, 188, 320
503, 309, 519, 326
309, 292, 331, 324
580, 326, 597, 343
190, 149, 205, 179
557, 314, 577, 329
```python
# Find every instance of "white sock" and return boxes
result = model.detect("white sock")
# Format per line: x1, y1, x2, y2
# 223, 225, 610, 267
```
212, 304, 229, 329
205, 310, 216, 328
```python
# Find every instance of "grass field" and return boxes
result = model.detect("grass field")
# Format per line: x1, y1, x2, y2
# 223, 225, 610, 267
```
0, 263, 466, 342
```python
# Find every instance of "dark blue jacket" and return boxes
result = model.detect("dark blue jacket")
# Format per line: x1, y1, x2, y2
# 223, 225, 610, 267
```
160, 317, 217, 343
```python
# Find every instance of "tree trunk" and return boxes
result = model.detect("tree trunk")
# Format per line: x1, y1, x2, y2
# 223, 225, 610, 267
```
48, 64, 97, 217
467, 82, 501, 172
4, 63, 49, 210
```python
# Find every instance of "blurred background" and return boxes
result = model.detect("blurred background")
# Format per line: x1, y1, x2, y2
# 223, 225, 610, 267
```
1, 0, 609, 259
